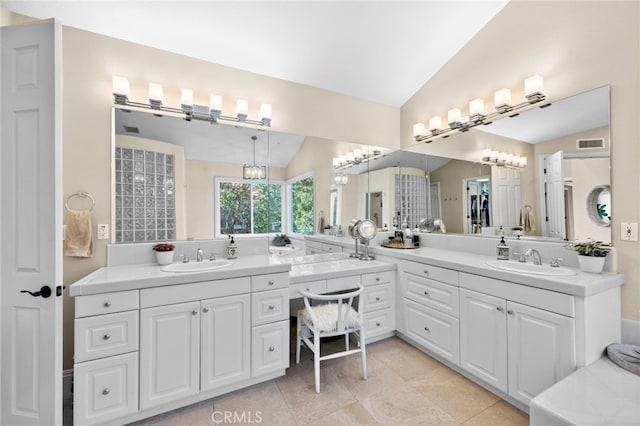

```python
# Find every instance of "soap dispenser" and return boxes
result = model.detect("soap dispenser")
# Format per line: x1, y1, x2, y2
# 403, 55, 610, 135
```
226, 235, 238, 259
496, 236, 509, 260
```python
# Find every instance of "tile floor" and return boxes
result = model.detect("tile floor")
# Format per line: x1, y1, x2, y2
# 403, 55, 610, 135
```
131, 336, 529, 426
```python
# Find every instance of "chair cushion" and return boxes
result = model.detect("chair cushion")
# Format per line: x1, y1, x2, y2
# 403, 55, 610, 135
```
299, 303, 360, 332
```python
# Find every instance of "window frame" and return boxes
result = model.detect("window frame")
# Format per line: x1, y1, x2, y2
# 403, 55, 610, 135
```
286, 171, 315, 237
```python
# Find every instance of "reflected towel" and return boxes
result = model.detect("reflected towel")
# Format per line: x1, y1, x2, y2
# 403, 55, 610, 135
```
520, 206, 536, 233
64, 210, 94, 258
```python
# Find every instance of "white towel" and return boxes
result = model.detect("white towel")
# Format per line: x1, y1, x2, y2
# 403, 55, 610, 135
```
64, 210, 94, 258
520, 206, 536, 233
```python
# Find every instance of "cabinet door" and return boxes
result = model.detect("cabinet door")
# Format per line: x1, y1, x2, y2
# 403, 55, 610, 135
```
201, 294, 251, 392
252, 320, 290, 377
140, 301, 200, 410
459, 289, 508, 393
405, 299, 459, 364
507, 301, 575, 406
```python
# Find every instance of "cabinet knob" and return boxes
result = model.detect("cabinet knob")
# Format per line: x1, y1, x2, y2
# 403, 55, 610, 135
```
496, 306, 504, 312
507, 310, 514, 315
102, 388, 110, 396
424, 326, 430, 333
375, 297, 381, 301
423, 291, 430, 297
376, 322, 381, 327
103, 301, 111, 308
203, 307, 209, 313
268, 346, 275, 352
268, 305, 275, 310
268, 280, 275, 286
376, 277, 381, 282
192, 310, 198, 315
423, 270, 430, 276
103, 334, 111, 341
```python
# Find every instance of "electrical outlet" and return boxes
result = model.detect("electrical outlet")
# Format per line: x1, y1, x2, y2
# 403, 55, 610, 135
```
621, 222, 638, 241
97, 224, 110, 240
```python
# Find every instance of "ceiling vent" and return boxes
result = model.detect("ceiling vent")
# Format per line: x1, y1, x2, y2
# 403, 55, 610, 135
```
122, 125, 140, 134
577, 138, 605, 150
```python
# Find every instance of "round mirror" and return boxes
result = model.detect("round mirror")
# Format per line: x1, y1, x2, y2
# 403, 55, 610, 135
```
357, 219, 377, 240
587, 185, 611, 227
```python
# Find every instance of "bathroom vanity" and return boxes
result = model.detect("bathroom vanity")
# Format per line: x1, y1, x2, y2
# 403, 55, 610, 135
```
69, 235, 623, 424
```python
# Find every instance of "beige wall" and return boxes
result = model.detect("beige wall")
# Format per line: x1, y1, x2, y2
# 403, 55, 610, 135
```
401, 1, 640, 321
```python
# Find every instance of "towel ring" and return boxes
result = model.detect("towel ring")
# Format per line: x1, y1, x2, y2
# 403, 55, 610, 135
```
65, 192, 95, 212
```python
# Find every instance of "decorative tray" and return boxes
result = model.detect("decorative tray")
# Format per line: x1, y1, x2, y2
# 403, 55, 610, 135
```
381, 240, 418, 250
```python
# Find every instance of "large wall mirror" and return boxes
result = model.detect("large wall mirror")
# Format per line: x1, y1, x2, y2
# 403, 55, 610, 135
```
393, 85, 611, 243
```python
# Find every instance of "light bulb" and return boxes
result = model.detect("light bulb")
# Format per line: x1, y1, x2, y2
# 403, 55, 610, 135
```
429, 116, 442, 132
413, 123, 425, 138
525, 75, 544, 97
469, 98, 485, 118
236, 99, 248, 121
448, 108, 462, 126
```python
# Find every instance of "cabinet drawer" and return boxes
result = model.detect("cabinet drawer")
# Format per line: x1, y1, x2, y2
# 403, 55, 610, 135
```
74, 352, 138, 425
140, 277, 250, 308
290, 280, 326, 299
402, 260, 458, 286
404, 274, 459, 317
75, 310, 139, 362
362, 283, 392, 312
361, 270, 394, 286
252, 320, 289, 377
76, 290, 139, 318
252, 288, 290, 326
326, 274, 361, 293
363, 308, 394, 340
251, 272, 289, 292
405, 299, 460, 365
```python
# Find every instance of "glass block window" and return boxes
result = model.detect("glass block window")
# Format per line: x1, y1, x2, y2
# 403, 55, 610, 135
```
115, 147, 176, 243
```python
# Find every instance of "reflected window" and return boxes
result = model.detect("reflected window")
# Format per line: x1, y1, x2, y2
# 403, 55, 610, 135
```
217, 180, 282, 235
289, 174, 314, 235
114, 147, 175, 243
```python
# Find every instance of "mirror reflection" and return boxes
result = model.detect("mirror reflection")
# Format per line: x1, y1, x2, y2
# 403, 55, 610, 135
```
113, 86, 610, 245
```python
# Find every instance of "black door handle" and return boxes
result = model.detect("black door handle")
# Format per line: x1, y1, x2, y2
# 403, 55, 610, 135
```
20, 286, 52, 299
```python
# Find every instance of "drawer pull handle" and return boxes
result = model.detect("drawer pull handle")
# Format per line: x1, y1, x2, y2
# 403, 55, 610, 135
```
375, 297, 381, 301
423, 291, 430, 297
424, 326, 430, 333
507, 310, 514, 315
496, 307, 504, 312
269, 346, 275, 352
102, 388, 110, 396
192, 310, 198, 316
376, 322, 381, 327
268, 305, 275, 310
268, 280, 275, 286
203, 307, 209, 313
104, 301, 111, 308
423, 270, 430, 275
376, 277, 381, 282
103, 334, 111, 341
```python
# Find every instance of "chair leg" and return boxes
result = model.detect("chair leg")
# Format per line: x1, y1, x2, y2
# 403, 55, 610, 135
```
314, 331, 321, 393
296, 321, 302, 364
345, 332, 350, 351
360, 332, 368, 381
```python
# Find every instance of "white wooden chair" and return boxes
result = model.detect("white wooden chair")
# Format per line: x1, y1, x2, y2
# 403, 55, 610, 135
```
296, 284, 367, 393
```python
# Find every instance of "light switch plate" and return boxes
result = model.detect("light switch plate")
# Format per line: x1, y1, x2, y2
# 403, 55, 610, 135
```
621, 222, 638, 241
97, 224, 110, 240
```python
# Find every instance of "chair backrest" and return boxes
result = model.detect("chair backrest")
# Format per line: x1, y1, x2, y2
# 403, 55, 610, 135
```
298, 284, 364, 333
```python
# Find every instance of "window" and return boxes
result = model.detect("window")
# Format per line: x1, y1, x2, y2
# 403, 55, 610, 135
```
289, 174, 314, 235
114, 147, 175, 243
216, 179, 282, 236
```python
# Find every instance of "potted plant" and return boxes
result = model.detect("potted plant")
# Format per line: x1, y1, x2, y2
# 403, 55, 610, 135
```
153, 242, 175, 265
565, 240, 609, 273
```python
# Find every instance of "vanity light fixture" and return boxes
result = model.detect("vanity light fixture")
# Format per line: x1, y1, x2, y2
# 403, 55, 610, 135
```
333, 172, 349, 186
111, 76, 272, 127
332, 146, 386, 171
481, 149, 527, 168
243, 135, 266, 180
414, 75, 547, 143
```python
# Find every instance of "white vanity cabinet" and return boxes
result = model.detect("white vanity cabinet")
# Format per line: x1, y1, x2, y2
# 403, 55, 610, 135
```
361, 270, 395, 341
305, 239, 343, 255
73, 290, 140, 425
400, 260, 460, 365
139, 278, 252, 410
459, 274, 576, 407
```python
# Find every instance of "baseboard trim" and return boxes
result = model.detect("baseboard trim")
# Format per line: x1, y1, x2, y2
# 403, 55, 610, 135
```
622, 318, 640, 345
63, 369, 73, 403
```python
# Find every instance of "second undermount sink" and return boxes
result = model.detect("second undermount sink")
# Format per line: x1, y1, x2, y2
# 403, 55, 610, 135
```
486, 260, 577, 276
161, 260, 233, 273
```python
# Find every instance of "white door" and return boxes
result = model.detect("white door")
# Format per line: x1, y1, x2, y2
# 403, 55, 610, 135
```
491, 166, 521, 228
544, 150, 566, 239
139, 302, 200, 410
200, 294, 250, 392
1, 21, 62, 425
507, 301, 575, 406
459, 289, 508, 393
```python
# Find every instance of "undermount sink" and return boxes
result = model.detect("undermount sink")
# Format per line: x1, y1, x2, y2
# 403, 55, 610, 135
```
486, 261, 577, 276
161, 260, 233, 273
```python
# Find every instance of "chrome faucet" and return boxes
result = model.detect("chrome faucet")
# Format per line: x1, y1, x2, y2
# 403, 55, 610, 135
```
196, 248, 204, 262
525, 248, 542, 265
